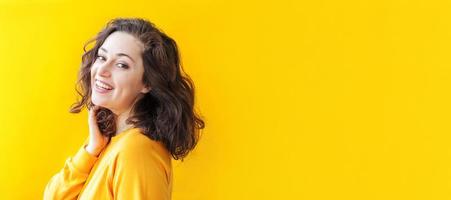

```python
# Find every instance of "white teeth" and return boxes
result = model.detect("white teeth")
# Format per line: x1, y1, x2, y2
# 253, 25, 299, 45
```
96, 80, 113, 90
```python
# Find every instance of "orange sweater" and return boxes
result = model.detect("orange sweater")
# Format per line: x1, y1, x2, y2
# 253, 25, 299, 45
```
44, 127, 173, 200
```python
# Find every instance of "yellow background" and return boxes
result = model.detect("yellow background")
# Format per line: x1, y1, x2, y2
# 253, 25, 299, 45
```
0, 0, 450, 199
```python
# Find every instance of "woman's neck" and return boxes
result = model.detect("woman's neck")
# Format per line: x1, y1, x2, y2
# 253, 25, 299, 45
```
115, 107, 134, 135
113, 94, 144, 135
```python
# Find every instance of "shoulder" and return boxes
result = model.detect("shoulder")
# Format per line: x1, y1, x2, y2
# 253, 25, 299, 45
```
111, 128, 172, 173
116, 128, 169, 158
109, 129, 173, 197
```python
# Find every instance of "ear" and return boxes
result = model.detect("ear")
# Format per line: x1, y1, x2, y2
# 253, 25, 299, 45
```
141, 86, 151, 94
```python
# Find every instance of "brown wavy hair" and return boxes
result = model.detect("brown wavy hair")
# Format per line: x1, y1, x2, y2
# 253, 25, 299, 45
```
70, 18, 205, 160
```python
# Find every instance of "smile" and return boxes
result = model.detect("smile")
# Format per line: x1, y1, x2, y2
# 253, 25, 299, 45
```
95, 79, 114, 92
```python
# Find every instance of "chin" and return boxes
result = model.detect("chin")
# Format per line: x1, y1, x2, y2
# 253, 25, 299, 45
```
92, 96, 111, 109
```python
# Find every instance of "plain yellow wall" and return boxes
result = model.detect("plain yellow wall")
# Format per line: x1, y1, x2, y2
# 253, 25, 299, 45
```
0, 0, 451, 199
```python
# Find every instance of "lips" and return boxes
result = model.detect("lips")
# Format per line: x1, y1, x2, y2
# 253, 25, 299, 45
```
94, 79, 114, 90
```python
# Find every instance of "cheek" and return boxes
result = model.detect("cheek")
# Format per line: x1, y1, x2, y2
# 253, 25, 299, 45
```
90, 66, 96, 79
115, 76, 142, 95
90, 63, 99, 73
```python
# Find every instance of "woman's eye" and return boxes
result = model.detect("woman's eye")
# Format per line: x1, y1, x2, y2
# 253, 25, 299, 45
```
117, 63, 129, 69
96, 55, 106, 61
95, 55, 128, 69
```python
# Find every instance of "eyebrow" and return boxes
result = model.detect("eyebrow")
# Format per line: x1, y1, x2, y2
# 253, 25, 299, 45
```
99, 47, 135, 63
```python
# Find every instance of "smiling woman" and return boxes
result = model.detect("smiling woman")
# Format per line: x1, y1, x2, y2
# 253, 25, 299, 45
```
43, 17, 205, 200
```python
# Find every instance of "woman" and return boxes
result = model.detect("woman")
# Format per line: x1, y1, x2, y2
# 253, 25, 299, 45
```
44, 17, 205, 199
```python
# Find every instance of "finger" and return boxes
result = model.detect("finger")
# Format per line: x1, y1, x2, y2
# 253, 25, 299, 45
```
88, 107, 101, 127
88, 102, 96, 111
88, 111, 101, 132
89, 106, 100, 117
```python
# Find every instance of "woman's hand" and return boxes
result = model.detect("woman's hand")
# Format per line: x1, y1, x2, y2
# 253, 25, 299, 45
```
85, 105, 110, 157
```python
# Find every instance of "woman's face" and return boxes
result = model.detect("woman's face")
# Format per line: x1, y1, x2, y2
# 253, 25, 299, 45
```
90, 31, 150, 114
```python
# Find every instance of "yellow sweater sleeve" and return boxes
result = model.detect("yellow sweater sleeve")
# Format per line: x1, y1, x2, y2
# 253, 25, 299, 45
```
43, 139, 98, 200
112, 140, 171, 200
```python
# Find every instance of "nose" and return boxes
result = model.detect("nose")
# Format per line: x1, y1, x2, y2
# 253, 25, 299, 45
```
96, 60, 112, 78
